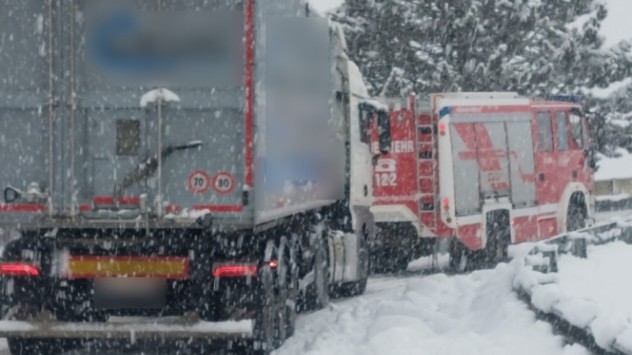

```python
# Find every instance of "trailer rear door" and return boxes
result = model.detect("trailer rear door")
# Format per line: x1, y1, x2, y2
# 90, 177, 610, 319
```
69, 1, 246, 217
0, 0, 53, 219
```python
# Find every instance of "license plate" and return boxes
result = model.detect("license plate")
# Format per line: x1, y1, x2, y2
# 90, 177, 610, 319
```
65, 256, 189, 279
94, 278, 166, 310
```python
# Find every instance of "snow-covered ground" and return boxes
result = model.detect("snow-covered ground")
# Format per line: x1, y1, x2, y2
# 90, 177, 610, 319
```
555, 242, 632, 349
276, 263, 587, 355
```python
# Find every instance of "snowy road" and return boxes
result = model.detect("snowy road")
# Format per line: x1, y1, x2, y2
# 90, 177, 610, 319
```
276, 263, 587, 355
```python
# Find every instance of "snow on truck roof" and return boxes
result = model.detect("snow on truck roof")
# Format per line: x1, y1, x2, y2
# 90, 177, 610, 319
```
434, 94, 582, 114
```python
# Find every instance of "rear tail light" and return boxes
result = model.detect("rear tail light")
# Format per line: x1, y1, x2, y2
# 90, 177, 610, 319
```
0, 263, 40, 277
212, 264, 258, 278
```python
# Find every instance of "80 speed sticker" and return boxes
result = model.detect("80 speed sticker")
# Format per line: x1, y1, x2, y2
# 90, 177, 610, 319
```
213, 172, 235, 194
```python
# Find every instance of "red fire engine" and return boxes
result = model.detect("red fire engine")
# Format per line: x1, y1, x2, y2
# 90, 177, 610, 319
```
370, 93, 594, 272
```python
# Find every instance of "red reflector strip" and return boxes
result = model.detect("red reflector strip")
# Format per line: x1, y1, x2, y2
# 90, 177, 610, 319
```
193, 205, 243, 213
0, 204, 46, 213
119, 197, 141, 205
93, 197, 141, 205
0, 263, 40, 277
212, 264, 258, 278
93, 196, 116, 205
165, 204, 182, 214
79, 204, 91, 212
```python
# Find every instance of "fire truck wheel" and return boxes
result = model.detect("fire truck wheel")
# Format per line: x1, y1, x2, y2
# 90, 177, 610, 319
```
449, 238, 469, 273
567, 195, 587, 232
8, 338, 58, 355
484, 210, 510, 266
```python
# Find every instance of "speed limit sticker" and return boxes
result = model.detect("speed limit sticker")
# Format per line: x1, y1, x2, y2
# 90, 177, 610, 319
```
187, 171, 211, 194
213, 172, 235, 194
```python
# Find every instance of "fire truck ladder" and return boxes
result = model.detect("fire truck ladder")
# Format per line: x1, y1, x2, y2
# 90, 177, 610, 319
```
416, 108, 439, 235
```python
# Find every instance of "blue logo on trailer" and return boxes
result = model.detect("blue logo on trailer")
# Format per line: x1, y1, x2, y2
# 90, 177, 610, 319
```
89, 10, 164, 75
88, 10, 229, 77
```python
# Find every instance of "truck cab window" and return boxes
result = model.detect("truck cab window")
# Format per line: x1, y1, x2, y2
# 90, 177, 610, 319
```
570, 110, 584, 149
537, 112, 553, 152
555, 111, 568, 151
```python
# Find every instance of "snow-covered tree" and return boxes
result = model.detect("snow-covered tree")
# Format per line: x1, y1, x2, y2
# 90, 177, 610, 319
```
333, 0, 632, 98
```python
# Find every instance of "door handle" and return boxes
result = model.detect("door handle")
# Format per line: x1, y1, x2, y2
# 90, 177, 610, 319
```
539, 173, 545, 182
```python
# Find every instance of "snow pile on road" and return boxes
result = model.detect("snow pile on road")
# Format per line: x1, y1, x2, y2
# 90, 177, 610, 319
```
277, 263, 586, 355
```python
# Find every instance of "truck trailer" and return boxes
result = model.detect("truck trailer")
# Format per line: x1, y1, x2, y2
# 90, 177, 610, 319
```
0, 1, 391, 353
370, 93, 594, 272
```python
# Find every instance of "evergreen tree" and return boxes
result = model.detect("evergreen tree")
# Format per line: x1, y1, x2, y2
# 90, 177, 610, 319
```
333, 0, 632, 98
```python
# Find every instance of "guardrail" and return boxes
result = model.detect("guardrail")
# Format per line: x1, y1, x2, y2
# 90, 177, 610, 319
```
514, 218, 632, 354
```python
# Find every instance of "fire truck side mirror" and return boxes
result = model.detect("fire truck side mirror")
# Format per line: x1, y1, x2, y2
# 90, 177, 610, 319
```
377, 109, 391, 155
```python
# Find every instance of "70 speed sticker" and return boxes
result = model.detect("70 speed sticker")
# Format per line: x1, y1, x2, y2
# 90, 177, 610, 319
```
187, 171, 236, 195
187, 171, 211, 194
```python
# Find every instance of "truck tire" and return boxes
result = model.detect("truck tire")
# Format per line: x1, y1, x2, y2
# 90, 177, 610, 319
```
253, 240, 280, 354
449, 238, 469, 273
275, 236, 298, 344
333, 234, 369, 298
484, 210, 510, 266
303, 230, 329, 311
8, 338, 57, 355
371, 223, 414, 274
567, 194, 587, 232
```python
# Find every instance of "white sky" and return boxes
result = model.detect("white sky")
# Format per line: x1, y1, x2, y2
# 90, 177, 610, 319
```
602, 0, 632, 47
309, 0, 344, 13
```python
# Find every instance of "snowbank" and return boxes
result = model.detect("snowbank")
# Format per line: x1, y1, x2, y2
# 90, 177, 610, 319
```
595, 193, 631, 202
277, 263, 586, 355
556, 242, 632, 349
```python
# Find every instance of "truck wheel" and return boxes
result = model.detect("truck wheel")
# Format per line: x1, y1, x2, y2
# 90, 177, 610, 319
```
303, 230, 329, 311
449, 238, 469, 273
484, 210, 510, 266
275, 236, 298, 345
254, 240, 279, 354
333, 234, 369, 298
567, 195, 587, 232
371, 223, 414, 274
8, 338, 57, 355
284, 235, 300, 338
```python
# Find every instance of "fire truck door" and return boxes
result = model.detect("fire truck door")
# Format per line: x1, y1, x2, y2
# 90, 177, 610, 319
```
534, 111, 561, 205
